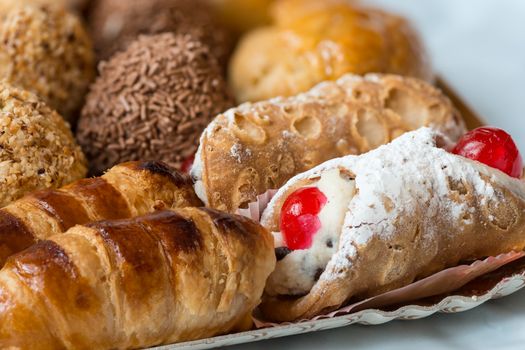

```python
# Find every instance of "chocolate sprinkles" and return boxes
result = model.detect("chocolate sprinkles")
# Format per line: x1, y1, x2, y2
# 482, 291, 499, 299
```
76, 33, 233, 175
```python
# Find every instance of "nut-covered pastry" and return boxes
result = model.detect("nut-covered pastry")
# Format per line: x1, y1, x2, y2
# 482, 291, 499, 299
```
229, 0, 432, 102
88, 0, 233, 64
0, 0, 89, 13
77, 33, 234, 175
0, 5, 95, 122
192, 74, 465, 212
259, 128, 525, 321
0, 83, 87, 207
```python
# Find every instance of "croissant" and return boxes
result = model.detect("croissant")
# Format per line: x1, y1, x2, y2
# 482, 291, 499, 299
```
259, 128, 525, 322
192, 73, 465, 212
0, 207, 275, 349
0, 160, 202, 267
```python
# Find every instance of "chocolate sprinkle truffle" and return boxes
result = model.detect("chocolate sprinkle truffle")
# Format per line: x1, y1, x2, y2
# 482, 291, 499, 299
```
76, 33, 234, 175
0, 82, 87, 207
88, 0, 233, 64
0, 5, 95, 122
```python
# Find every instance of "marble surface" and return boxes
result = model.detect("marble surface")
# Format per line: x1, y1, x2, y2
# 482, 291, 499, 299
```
225, 1, 525, 349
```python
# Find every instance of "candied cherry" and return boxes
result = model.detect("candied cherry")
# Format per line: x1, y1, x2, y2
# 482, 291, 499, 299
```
280, 187, 327, 250
452, 127, 523, 178
180, 154, 195, 173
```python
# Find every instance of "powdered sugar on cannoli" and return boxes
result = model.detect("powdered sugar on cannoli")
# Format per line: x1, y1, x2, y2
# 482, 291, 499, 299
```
261, 127, 525, 297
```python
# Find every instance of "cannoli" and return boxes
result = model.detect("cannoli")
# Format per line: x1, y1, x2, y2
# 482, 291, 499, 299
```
192, 74, 465, 212
260, 127, 525, 321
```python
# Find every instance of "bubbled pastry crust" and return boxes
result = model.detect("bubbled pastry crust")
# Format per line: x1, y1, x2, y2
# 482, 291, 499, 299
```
194, 73, 466, 213
0, 83, 87, 207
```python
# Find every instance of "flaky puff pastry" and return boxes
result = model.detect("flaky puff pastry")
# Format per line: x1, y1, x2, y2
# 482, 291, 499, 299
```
0, 160, 202, 267
229, 0, 432, 102
192, 74, 465, 213
259, 128, 525, 322
0, 207, 275, 349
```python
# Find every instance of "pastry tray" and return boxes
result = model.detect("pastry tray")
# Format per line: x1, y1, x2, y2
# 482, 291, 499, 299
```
150, 79, 494, 350
153, 255, 525, 350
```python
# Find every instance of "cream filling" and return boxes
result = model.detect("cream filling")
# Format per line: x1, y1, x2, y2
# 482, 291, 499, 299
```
190, 147, 209, 206
265, 168, 356, 296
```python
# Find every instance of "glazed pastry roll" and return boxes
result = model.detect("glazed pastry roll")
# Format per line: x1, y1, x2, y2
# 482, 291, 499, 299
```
0, 208, 275, 349
0, 161, 202, 266
260, 128, 525, 322
192, 74, 465, 212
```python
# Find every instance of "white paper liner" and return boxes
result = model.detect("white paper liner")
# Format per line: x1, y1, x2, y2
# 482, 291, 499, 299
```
237, 190, 525, 329
158, 265, 525, 350
236, 190, 278, 222
253, 250, 525, 328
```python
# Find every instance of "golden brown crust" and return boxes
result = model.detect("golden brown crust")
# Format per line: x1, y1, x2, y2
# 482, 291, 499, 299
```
30, 190, 92, 232
0, 208, 275, 349
0, 161, 202, 267
229, 0, 432, 102
104, 161, 202, 216
63, 177, 132, 221
0, 211, 35, 269
195, 74, 465, 212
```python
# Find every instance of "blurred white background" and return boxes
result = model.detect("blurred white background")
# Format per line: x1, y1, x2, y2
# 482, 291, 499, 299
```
369, 0, 525, 150
224, 1, 525, 349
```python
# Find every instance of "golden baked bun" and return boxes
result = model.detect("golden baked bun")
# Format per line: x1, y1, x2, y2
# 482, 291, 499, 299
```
208, 0, 274, 34
229, 0, 432, 102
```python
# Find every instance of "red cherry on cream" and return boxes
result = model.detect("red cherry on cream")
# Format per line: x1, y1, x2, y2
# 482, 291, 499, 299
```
452, 127, 523, 178
280, 187, 327, 250
180, 154, 195, 173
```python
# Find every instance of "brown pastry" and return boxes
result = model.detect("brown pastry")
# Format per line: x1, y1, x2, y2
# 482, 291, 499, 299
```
0, 207, 275, 349
0, 161, 202, 267
0, 82, 87, 207
259, 128, 525, 321
88, 0, 233, 64
192, 74, 465, 213
229, 0, 432, 102
77, 33, 234, 175
0, 5, 95, 122
0, 0, 89, 13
